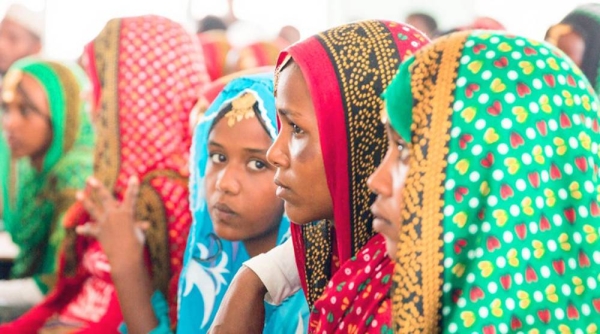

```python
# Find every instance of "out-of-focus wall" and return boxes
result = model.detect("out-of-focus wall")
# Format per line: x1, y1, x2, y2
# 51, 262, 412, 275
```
332, 0, 592, 40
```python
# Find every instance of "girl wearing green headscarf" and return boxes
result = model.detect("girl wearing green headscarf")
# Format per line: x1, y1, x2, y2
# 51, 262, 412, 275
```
0, 59, 94, 317
379, 31, 600, 332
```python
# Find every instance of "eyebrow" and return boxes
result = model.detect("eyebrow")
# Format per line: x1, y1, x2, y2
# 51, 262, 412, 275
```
276, 107, 299, 118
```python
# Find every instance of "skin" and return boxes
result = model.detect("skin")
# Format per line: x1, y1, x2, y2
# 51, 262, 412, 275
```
406, 15, 435, 38
266, 63, 333, 225
206, 113, 283, 257
77, 177, 157, 334
0, 19, 41, 74
367, 124, 410, 260
555, 30, 585, 68
1, 73, 52, 172
210, 62, 335, 333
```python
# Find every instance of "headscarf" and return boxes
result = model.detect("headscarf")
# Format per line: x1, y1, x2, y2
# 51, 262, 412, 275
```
190, 66, 275, 129
197, 31, 232, 81
274, 20, 428, 310
177, 73, 307, 333
0, 58, 94, 293
546, 3, 600, 96
387, 30, 600, 333
1, 15, 208, 333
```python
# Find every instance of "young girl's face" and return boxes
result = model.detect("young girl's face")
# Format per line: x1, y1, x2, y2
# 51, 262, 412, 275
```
1, 73, 52, 162
205, 96, 283, 252
267, 63, 333, 224
367, 124, 410, 259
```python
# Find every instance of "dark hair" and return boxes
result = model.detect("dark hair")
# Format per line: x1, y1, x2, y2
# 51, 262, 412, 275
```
197, 15, 227, 33
406, 12, 438, 33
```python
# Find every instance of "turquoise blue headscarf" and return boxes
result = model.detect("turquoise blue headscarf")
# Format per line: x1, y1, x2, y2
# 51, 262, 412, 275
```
177, 73, 308, 333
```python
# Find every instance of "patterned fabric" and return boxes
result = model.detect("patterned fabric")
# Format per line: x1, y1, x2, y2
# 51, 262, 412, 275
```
0, 59, 95, 293
191, 66, 276, 128
197, 31, 231, 81
177, 73, 308, 333
387, 30, 600, 332
310, 235, 394, 334
275, 20, 428, 310
547, 3, 600, 95
0, 15, 209, 333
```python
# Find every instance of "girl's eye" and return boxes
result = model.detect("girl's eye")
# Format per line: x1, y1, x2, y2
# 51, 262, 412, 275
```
397, 142, 409, 161
291, 122, 304, 135
248, 160, 267, 171
210, 153, 226, 163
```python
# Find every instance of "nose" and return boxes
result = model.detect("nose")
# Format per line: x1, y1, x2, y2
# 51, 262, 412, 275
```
267, 132, 289, 168
367, 156, 393, 197
215, 163, 241, 195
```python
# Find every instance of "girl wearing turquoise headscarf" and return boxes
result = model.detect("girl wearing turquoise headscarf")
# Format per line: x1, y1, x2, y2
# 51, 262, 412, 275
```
382, 30, 600, 332
177, 73, 308, 333
0, 59, 94, 315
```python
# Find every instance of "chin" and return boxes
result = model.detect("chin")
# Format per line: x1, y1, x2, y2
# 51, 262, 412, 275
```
284, 204, 313, 225
213, 224, 242, 242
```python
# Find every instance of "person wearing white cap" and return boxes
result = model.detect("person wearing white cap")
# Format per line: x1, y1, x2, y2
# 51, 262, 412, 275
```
0, 3, 43, 76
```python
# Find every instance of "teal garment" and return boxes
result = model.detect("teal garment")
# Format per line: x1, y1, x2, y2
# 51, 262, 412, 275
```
0, 59, 95, 293
174, 73, 308, 333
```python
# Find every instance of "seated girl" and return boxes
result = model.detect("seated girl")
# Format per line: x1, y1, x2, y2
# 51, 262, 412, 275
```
388, 30, 600, 332
178, 73, 308, 333
0, 59, 94, 321
0, 15, 209, 333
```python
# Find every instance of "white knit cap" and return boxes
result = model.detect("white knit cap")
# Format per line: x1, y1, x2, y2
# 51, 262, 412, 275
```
3, 3, 44, 39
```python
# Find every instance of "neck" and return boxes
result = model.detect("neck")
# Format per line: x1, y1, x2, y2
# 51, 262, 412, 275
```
30, 154, 44, 172
242, 226, 280, 258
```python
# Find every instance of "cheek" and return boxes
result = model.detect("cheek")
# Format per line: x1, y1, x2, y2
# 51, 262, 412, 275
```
289, 136, 325, 185
247, 172, 279, 203
29, 119, 52, 145
245, 173, 282, 221
203, 167, 218, 200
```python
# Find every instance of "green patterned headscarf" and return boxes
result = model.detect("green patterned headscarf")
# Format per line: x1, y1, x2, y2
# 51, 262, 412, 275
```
1, 59, 95, 292
385, 31, 600, 333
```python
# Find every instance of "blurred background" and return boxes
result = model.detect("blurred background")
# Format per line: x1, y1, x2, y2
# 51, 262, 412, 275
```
0, 0, 594, 62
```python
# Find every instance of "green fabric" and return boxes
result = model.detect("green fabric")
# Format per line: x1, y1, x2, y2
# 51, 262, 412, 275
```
443, 33, 598, 332
392, 31, 600, 331
383, 56, 414, 142
1, 60, 94, 293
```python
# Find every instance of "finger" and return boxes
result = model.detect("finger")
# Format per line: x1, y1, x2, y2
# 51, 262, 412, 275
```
88, 177, 117, 208
136, 220, 151, 232
79, 190, 103, 222
122, 176, 140, 210
75, 222, 100, 238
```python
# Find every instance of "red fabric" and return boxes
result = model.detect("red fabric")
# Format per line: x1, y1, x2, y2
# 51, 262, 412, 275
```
197, 31, 231, 81
309, 235, 393, 333
234, 41, 281, 72
82, 42, 101, 115
0, 15, 209, 333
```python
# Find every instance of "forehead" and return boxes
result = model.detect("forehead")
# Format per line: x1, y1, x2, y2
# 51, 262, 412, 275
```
275, 64, 313, 113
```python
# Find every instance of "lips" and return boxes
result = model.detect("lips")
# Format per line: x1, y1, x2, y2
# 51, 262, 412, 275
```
274, 177, 291, 199
370, 204, 393, 232
213, 202, 237, 221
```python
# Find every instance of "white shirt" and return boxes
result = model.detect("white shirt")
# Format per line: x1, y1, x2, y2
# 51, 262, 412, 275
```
243, 238, 301, 305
